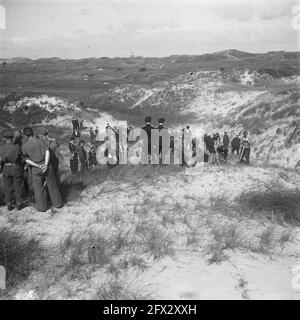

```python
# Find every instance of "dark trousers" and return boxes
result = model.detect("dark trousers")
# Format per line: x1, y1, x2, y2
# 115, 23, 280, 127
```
32, 164, 63, 212
223, 147, 228, 160
232, 146, 240, 155
80, 160, 88, 172
23, 167, 33, 200
240, 148, 251, 163
2, 165, 23, 205
51, 157, 60, 184
70, 155, 78, 175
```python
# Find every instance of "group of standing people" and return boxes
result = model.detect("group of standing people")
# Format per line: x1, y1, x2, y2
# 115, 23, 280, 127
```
72, 116, 84, 138
204, 130, 251, 164
68, 136, 97, 176
78, 115, 252, 167
0, 127, 63, 212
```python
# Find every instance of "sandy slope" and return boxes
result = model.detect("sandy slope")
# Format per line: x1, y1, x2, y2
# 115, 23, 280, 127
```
1, 160, 299, 300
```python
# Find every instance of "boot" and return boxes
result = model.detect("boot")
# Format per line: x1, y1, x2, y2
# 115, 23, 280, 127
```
7, 203, 14, 211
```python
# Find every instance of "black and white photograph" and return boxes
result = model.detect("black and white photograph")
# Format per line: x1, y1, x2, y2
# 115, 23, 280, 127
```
0, 0, 300, 304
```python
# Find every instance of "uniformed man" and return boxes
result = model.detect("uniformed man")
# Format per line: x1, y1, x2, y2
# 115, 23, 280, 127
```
22, 127, 63, 212
0, 130, 24, 210
37, 127, 61, 184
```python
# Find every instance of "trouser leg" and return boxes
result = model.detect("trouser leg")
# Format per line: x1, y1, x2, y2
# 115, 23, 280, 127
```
52, 158, 60, 184
70, 158, 78, 174
3, 175, 13, 204
46, 164, 63, 208
13, 176, 23, 205
224, 148, 228, 160
244, 148, 250, 163
32, 173, 48, 212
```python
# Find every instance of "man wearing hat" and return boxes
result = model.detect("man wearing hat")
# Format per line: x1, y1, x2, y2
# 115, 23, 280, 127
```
22, 127, 63, 212
141, 116, 155, 163
156, 118, 168, 163
0, 130, 24, 210
37, 127, 61, 184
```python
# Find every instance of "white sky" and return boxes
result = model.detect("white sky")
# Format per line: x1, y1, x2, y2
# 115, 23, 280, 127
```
0, 0, 299, 58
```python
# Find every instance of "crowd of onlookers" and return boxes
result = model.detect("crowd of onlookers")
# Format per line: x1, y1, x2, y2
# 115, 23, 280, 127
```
204, 130, 251, 164
69, 115, 252, 170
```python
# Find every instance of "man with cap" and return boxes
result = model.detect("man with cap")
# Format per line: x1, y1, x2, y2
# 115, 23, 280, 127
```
141, 116, 155, 163
22, 127, 63, 212
37, 127, 61, 184
0, 130, 24, 210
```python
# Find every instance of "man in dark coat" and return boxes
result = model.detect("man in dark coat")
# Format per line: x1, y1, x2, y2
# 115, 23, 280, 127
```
231, 135, 241, 155
0, 130, 24, 210
223, 132, 230, 161
204, 134, 216, 164
141, 116, 155, 163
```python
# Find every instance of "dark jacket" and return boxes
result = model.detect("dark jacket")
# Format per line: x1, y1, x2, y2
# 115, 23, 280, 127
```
231, 137, 241, 148
204, 135, 215, 153
223, 134, 230, 148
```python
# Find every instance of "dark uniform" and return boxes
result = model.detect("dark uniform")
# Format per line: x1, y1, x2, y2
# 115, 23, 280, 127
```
0, 130, 24, 210
23, 134, 63, 212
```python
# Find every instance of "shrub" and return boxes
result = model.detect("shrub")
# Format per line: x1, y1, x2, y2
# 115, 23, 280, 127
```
0, 227, 43, 288
237, 187, 300, 224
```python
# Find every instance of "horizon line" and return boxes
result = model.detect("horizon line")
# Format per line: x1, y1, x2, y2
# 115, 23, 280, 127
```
1, 48, 299, 61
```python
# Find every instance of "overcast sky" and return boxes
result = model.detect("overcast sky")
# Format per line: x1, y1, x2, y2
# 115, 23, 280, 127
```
0, 0, 299, 58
